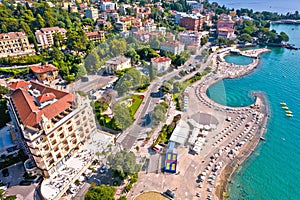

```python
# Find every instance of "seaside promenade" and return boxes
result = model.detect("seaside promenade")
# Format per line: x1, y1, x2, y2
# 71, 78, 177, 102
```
129, 48, 270, 200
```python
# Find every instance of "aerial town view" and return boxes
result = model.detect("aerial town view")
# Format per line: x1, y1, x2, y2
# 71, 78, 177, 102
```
0, 0, 300, 200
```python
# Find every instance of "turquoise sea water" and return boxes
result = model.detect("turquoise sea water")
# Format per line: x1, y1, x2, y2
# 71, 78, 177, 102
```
210, 0, 300, 13
207, 24, 300, 200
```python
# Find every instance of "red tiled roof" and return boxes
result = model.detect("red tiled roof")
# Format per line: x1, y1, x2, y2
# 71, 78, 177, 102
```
161, 41, 183, 47
0, 32, 26, 40
86, 31, 104, 37
8, 80, 30, 90
40, 27, 66, 33
218, 28, 234, 32
36, 92, 56, 103
30, 64, 58, 74
11, 81, 74, 128
151, 57, 172, 63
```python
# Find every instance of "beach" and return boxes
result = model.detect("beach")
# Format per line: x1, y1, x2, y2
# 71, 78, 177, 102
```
192, 48, 270, 199
128, 47, 271, 200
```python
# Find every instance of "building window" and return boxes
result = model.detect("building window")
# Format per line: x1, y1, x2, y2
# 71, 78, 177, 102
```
68, 126, 73, 132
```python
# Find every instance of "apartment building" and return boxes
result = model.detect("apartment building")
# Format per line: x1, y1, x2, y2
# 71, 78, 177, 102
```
0, 32, 35, 58
7, 81, 97, 178
178, 31, 202, 46
86, 31, 105, 42
85, 7, 99, 21
160, 41, 185, 55
177, 13, 205, 31
217, 14, 235, 39
151, 57, 172, 73
35, 27, 67, 48
101, 1, 116, 11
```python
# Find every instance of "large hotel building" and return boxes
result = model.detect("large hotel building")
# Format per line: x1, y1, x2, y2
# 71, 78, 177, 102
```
7, 80, 97, 177
0, 32, 35, 58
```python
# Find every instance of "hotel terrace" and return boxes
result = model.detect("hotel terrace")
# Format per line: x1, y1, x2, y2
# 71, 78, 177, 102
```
6, 81, 115, 199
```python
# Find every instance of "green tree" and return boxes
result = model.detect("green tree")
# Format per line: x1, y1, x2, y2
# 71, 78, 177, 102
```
201, 36, 208, 46
149, 37, 161, 49
151, 103, 167, 125
113, 103, 133, 130
280, 32, 289, 42
37, 14, 45, 28
161, 82, 173, 93
238, 33, 252, 43
53, 32, 64, 48
85, 185, 115, 200
125, 48, 140, 64
84, 50, 101, 73
66, 28, 88, 54
107, 150, 140, 179
147, 63, 156, 81
44, 10, 55, 27
0, 85, 8, 96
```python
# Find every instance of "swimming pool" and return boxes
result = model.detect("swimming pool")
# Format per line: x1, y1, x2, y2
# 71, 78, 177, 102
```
0, 126, 14, 150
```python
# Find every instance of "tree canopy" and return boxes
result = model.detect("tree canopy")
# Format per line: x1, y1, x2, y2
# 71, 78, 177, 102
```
85, 185, 115, 200
113, 103, 133, 130
107, 150, 140, 179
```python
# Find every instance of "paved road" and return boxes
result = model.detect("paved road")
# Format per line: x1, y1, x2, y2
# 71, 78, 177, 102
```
118, 44, 213, 150
118, 70, 180, 150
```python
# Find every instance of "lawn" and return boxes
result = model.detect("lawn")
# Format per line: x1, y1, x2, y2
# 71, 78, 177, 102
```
128, 94, 144, 117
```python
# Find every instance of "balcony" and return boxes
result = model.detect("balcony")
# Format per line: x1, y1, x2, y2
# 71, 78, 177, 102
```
51, 139, 57, 146
59, 133, 65, 139
48, 159, 54, 166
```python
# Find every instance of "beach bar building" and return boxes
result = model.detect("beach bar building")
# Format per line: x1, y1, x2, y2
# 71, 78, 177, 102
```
164, 142, 178, 173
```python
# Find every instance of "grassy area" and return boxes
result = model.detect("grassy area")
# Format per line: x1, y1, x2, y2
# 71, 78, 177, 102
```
128, 95, 144, 117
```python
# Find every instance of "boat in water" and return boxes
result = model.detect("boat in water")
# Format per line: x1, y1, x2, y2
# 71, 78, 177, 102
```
280, 102, 286, 106
286, 110, 293, 114
286, 113, 293, 117
282, 106, 289, 110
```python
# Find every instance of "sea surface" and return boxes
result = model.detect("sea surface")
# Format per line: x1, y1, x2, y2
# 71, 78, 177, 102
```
210, 0, 300, 14
207, 24, 300, 200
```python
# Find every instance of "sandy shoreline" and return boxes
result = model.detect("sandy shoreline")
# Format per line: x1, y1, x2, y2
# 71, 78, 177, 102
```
205, 48, 271, 200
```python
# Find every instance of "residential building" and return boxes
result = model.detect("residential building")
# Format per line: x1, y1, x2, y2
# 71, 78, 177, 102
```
35, 27, 67, 48
115, 22, 127, 32
101, 2, 116, 11
120, 16, 135, 29
30, 64, 59, 82
85, 7, 99, 21
187, 0, 204, 11
96, 19, 112, 30
6, 81, 97, 178
160, 41, 185, 55
143, 19, 157, 32
105, 56, 131, 74
178, 31, 202, 46
179, 13, 205, 31
151, 57, 172, 73
133, 31, 150, 43
86, 31, 105, 42
217, 14, 235, 38
0, 32, 35, 58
